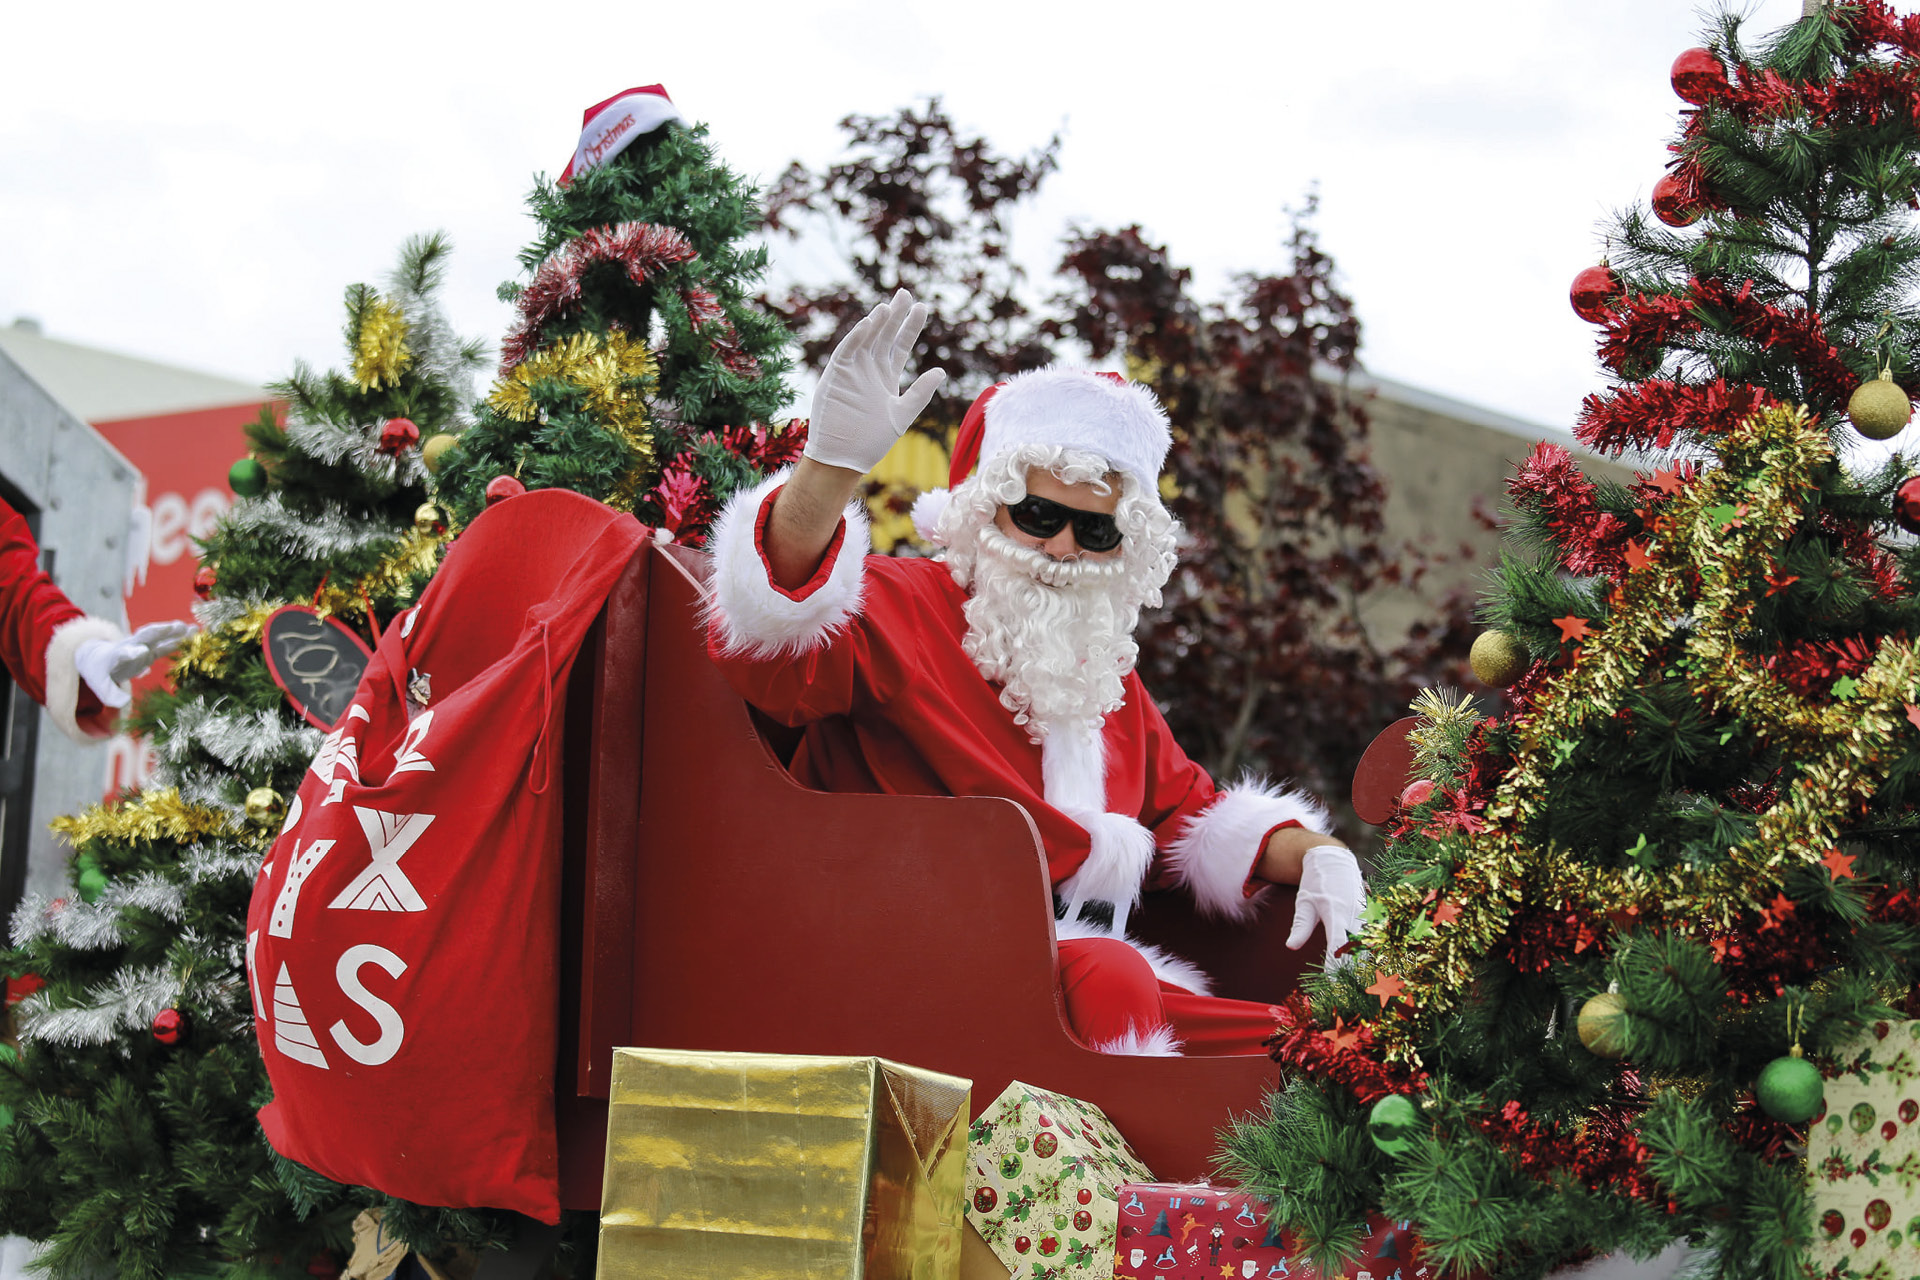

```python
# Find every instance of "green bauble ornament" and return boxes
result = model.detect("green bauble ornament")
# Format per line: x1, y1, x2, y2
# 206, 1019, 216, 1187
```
228, 457, 268, 497
75, 864, 107, 905
1577, 992, 1628, 1058
1757, 1050, 1824, 1123
1368, 1092, 1420, 1156
0, 1043, 17, 1068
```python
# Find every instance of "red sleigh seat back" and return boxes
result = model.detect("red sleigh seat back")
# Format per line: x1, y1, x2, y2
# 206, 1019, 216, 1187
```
556, 541, 1316, 1206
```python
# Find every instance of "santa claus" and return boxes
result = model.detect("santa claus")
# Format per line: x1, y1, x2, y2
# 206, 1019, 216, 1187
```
704, 290, 1364, 1055
2, 496, 191, 742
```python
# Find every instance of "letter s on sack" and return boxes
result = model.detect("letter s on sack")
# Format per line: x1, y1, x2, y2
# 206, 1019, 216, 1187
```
329, 944, 407, 1066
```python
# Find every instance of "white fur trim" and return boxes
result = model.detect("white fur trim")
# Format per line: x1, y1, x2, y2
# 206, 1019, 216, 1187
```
1043, 724, 1155, 934
982, 368, 1171, 494
909, 489, 950, 543
704, 468, 871, 659
1053, 915, 1213, 997
1089, 1022, 1184, 1057
1164, 776, 1332, 924
43, 616, 124, 743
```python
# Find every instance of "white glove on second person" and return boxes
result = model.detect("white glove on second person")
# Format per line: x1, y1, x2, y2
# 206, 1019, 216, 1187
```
73, 620, 195, 709
803, 288, 948, 474
1286, 845, 1366, 969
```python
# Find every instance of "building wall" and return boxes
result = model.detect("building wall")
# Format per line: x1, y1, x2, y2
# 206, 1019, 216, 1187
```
1358, 374, 1635, 648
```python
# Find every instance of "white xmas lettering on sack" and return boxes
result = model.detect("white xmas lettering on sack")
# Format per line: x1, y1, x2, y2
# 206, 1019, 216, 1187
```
269, 839, 336, 938
330, 945, 408, 1065
273, 963, 329, 1069
311, 705, 369, 806
391, 709, 436, 776
246, 931, 263, 1018
327, 808, 433, 912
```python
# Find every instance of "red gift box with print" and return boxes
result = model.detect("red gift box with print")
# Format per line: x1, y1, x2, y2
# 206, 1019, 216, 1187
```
1112, 1182, 1437, 1280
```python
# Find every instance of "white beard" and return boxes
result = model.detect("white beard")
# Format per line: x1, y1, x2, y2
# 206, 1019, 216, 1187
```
960, 526, 1141, 742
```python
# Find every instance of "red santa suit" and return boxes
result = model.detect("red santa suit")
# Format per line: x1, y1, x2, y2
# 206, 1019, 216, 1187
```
705, 471, 1331, 1055
0, 497, 117, 742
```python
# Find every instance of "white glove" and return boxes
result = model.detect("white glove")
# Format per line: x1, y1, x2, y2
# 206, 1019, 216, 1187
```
803, 288, 947, 474
1286, 845, 1366, 968
73, 620, 195, 708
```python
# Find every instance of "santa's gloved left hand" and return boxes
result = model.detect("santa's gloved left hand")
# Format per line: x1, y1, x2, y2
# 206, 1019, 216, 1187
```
1286, 845, 1365, 968
74, 620, 195, 708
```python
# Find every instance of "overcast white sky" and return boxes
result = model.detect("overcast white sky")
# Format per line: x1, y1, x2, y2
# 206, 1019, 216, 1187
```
2, 0, 1818, 434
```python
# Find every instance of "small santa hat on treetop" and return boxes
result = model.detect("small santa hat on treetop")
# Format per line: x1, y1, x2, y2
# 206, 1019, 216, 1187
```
559, 85, 686, 185
910, 367, 1172, 541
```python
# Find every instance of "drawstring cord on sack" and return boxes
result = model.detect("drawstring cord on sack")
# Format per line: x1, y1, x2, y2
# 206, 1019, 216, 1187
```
529, 616, 556, 796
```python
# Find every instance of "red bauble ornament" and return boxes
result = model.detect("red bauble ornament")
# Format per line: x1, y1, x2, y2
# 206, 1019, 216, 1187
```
1400, 779, 1436, 808
1671, 48, 1729, 104
377, 417, 421, 456
1652, 173, 1702, 227
485, 475, 527, 505
1894, 476, 1920, 535
5, 973, 45, 1008
151, 1007, 184, 1045
1570, 264, 1621, 323
193, 564, 217, 600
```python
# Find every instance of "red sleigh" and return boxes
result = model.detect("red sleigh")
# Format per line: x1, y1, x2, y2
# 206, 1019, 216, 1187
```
552, 540, 1329, 1207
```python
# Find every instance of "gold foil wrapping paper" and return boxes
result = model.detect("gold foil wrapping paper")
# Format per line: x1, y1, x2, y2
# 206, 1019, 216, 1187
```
597, 1048, 970, 1279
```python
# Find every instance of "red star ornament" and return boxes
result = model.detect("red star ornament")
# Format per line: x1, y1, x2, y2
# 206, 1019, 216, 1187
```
1366, 973, 1407, 1008
1432, 899, 1462, 927
1649, 466, 1687, 495
1325, 1016, 1362, 1054
1624, 540, 1652, 571
1906, 703, 1920, 731
1553, 615, 1592, 643
1823, 848, 1857, 881
1760, 893, 1796, 930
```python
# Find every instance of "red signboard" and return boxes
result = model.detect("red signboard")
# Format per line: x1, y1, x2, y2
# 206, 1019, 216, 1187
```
92, 401, 268, 795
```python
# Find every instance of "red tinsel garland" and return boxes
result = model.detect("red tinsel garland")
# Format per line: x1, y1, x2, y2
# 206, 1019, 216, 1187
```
1263, 993, 1424, 1104
680, 286, 762, 378
1575, 378, 1780, 456
1509, 442, 1637, 576
1593, 279, 1854, 412
502, 222, 697, 370
1765, 635, 1878, 697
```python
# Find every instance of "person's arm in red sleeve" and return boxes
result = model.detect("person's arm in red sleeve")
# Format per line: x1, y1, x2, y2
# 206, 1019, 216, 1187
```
704, 468, 890, 724
0, 497, 118, 741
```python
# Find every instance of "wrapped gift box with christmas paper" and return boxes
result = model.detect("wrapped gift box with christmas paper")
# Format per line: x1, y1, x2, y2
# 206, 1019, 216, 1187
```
597, 1048, 971, 1279
1111, 1182, 1437, 1280
964, 1080, 1156, 1276
1807, 1019, 1920, 1278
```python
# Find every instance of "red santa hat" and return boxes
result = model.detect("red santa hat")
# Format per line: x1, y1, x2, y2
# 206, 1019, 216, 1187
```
558, 85, 686, 185
910, 367, 1172, 541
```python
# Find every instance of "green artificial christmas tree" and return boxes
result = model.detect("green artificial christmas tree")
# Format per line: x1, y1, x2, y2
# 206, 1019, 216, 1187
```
1223, 5, 1920, 1279
433, 101, 802, 540
0, 236, 485, 1278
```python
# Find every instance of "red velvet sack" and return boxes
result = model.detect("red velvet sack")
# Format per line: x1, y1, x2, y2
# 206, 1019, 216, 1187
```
247, 490, 646, 1222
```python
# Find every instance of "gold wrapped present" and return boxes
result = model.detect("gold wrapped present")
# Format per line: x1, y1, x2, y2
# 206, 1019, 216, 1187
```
597, 1048, 971, 1279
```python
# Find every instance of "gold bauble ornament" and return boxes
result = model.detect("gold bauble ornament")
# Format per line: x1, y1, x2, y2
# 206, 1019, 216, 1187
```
244, 787, 283, 825
414, 502, 444, 532
1848, 370, 1913, 441
421, 433, 458, 473
1577, 992, 1628, 1058
1470, 629, 1531, 688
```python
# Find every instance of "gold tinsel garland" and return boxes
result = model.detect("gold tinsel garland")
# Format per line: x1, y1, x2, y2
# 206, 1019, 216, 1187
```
352, 298, 413, 392
1366, 405, 1916, 1062
486, 330, 659, 510
1408, 687, 1480, 778
50, 788, 237, 848
174, 526, 448, 682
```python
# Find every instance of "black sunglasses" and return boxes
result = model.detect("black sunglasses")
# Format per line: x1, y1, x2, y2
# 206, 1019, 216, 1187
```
1005, 494, 1124, 553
